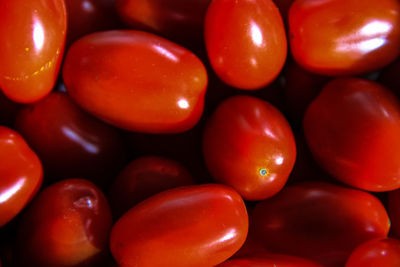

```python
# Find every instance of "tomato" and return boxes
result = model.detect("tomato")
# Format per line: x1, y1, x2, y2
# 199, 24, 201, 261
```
110, 184, 248, 267
14, 91, 126, 186
204, 0, 287, 89
0, 0, 67, 103
203, 95, 296, 201
251, 182, 390, 266
289, 0, 400, 76
379, 57, 400, 96
109, 156, 195, 217
0, 126, 43, 227
17, 179, 112, 267
63, 30, 207, 134
304, 78, 400, 191
345, 238, 400, 267
388, 189, 400, 238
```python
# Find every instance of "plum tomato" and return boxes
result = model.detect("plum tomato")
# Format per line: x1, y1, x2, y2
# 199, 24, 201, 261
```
110, 184, 248, 267
202, 95, 296, 201
63, 30, 208, 134
303, 78, 400, 191
388, 189, 400, 238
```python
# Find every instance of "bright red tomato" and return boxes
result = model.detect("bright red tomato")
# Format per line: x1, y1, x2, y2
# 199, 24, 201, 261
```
345, 238, 400, 267
204, 0, 287, 89
388, 189, 400, 238
289, 0, 400, 76
110, 184, 248, 267
304, 78, 400, 191
0, 0, 67, 103
17, 179, 112, 267
63, 30, 208, 133
0, 126, 42, 227
203, 95, 296, 201
251, 182, 390, 266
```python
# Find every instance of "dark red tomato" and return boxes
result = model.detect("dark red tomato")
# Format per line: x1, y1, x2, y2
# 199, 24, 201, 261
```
63, 30, 208, 134
251, 182, 390, 266
289, 0, 400, 76
203, 95, 296, 201
110, 184, 248, 267
204, 0, 287, 89
379, 57, 400, 96
0, 126, 42, 227
0, 0, 67, 103
303, 78, 400, 191
109, 156, 195, 217
345, 238, 400, 267
14, 91, 126, 186
17, 179, 112, 267
388, 190, 400, 238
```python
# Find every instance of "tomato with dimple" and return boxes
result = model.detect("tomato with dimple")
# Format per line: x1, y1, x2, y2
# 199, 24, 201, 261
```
304, 78, 400, 191
110, 184, 248, 267
0, 0, 67, 103
388, 189, 400, 238
17, 179, 112, 267
289, 0, 400, 76
0, 126, 42, 227
63, 30, 208, 134
204, 0, 287, 89
203, 95, 296, 201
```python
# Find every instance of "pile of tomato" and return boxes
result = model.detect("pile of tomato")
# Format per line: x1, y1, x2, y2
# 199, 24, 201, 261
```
1, 0, 400, 266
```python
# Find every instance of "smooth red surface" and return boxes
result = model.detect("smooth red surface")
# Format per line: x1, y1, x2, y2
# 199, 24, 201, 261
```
289, 0, 400, 75
0, 0, 67, 103
205, 0, 287, 89
63, 30, 208, 133
304, 78, 400, 191
15, 92, 126, 185
251, 182, 390, 266
17, 179, 112, 267
388, 190, 400, 238
203, 95, 296, 201
110, 156, 195, 217
345, 238, 400, 267
0, 126, 42, 227
110, 184, 248, 267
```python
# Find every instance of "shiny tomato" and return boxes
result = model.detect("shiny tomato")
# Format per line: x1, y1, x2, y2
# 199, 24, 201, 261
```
110, 184, 248, 267
304, 78, 400, 191
63, 30, 207, 133
203, 95, 296, 201
388, 189, 400, 238
17, 179, 112, 267
289, 0, 400, 76
345, 238, 400, 267
0, 0, 67, 103
0, 126, 42, 227
251, 182, 390, 266
204, 0, 287, 89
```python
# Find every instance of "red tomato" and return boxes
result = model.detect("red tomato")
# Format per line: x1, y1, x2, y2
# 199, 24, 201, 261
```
388, 189, 400, 238
345, 238, 400, 267
17, 179, 112, 267
289, 0, 400, 76
204, 0, 287, 89
63, 30, 208, 134
0, 126, 42, 227
14, 91, 126, 186
109, 156, 195, 217
110, 184, 248, 267
251, 182, 390, 266
0, 0, 67, 103
303, 78, 400, 191
203, 95, 296, 201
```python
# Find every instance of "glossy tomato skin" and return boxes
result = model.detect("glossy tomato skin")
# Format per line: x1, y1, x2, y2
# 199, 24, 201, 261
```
17, 179, 112, 267
203, 95, 296, 201
388, 190, 400, 238
0, 0, 67, 103
14, 91, 126, 186
289, 0, 400, 76
251, 182, 390, 266
205, 0, 287, 89
345, 238, 400, 267
0, 126, 43, 227
63, 30, 207, 133
110, 184, 248, 267
304, 78, 400, 191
